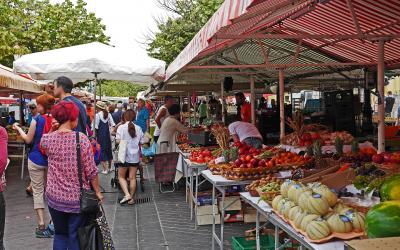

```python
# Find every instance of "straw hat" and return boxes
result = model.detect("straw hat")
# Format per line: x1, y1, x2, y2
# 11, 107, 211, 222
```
96, 101, 107, 110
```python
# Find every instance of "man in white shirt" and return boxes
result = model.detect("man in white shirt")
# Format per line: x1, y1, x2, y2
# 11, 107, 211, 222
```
228, 121, 263, 149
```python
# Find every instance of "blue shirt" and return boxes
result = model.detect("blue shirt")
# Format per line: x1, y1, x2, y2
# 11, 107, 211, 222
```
64, 96, 88, 135
28, 115, 48, 167
112, 110, 123, 125
135, 107, 149, 133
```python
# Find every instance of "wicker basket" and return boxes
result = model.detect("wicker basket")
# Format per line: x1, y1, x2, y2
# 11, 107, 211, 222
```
257, 189, 280, 202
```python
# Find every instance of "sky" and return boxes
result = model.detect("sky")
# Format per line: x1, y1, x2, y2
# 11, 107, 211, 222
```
50, 0, 169, 55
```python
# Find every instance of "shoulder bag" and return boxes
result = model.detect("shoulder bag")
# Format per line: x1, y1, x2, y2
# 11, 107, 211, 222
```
76, 132, 99, 214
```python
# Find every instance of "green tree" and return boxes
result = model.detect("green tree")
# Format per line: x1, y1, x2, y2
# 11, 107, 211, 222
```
147, 0, 223, 65
0, 0, 109, 67
97, 80, 147, 97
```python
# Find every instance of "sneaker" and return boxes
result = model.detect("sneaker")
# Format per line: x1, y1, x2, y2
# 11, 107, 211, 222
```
36, 227, 53, 238
47, 223, 55, 235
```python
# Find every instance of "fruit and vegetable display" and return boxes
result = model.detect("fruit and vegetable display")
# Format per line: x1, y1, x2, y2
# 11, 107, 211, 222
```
366, 200, 400, 238
189, 149, 216, 164
210, 123, 230, 150
270, 180, 366, 243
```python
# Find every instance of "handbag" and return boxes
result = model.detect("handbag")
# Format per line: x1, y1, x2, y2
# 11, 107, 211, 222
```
96, 205, 115, 250
76, 132, 99, 214
117, 139, 128, 163
78, 217, 103, 250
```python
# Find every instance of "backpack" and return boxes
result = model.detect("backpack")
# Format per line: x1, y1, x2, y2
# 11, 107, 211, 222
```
39, 114, 53, 156
90, 137, 101, 165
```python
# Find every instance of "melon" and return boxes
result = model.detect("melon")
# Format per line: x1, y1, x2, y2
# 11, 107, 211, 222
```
327, 213, 353, 233
333, 202, 349, 213
380, 174, 400, 201
272, 195, 283, 210
313, 186, 338, 207
276, 198, 289, 215
288, 206, 302, 221
345, 211, 365, 232
298, 191, 313, 211
281, 180, 295, 198
306, 193, 330, 215
282, 200, 296, 219
306, 219, 331, 240
293, 210, 307, 229
366, 200, 400, 238
287, 184, 308, 204
301, 214, 321, 231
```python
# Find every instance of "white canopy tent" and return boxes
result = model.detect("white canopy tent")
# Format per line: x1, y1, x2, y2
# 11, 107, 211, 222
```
13, 42, 166, 84
13, 42, 166, 132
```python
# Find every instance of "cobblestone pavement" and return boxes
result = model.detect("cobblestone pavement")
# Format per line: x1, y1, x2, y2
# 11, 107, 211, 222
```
3, 160, 251, 249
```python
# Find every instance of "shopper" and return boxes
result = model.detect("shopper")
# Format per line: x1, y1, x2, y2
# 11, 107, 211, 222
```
52, 76, 88, 134
27, 101, 39, 126
235, 92, 251, 123
135, 98, 150, 133
228, 121, 263, 149
13, 93, 55, 238
199, 100, 207, 124
0, 125, 8, 249
40, 101, 103, 250
95, 101, 115, 174
116, 110, 144, 205
154, 95, 174, 143
112, 103, 124, 125
157, 104, 189, 154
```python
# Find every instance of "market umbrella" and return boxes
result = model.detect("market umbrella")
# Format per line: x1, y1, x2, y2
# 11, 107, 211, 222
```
13, 42, 166, 132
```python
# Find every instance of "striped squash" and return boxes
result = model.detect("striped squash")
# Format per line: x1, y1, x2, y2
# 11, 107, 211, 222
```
288, 206, 303, 221
306, 193, 330, 215
327, 213, 353, 233
306, 219, 331, 240
272, 195, 283, 210
301, 214, 321, 231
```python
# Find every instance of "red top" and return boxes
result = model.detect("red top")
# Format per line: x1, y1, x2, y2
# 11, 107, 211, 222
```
241, 102, 252, 123
0, 127, 7, 192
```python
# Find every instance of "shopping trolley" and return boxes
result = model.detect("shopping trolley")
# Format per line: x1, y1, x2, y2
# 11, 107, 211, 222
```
154, 141, 179, 193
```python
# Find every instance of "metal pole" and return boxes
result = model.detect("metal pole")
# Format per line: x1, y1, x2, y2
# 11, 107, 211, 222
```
93, 73, 98, 136
19, 91, 24, 126
188, 92, 191, 126
279, 70, 285, 140
250, 75, 256, 125
221, 81, 225, 124
377, 40, 386, 153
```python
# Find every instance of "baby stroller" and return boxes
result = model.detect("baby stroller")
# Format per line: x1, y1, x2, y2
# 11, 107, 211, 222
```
110, 142, 145, 192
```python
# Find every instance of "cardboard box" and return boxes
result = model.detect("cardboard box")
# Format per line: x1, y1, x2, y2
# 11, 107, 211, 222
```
218, 196, 241, 211
196, 204, 218, 216
224, 210, 244, 223
196, 214, 221, 226
345, 237, 400, 250
243, 206, 268, 223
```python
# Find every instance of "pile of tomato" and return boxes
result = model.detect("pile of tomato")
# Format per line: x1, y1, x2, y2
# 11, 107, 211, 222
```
189, 149, 215, 164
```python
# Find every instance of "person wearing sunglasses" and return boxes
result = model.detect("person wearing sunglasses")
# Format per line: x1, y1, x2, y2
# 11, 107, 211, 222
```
27, 101, 39, 126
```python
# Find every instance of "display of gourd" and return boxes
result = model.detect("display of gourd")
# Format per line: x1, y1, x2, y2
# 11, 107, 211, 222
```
333, 202, 349, 213
326, 213, 353, 233
301, 214, 321, 231
306, 219, 331, 240
288, 184, 310, 204
293, 210, 308, 229
298, 191, 313, 211
276, 198, 289, 215
282, 200, 296, 218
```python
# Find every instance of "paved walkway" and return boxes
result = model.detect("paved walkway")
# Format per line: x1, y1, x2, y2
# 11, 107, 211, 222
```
3, 160, 250, 249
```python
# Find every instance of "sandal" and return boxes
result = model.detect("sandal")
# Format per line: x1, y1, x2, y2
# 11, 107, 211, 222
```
119, 196, 131, 205
127, 199, 135, 205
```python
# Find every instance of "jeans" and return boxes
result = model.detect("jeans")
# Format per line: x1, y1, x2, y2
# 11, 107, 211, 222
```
0, 192, 5, 250
49, 207, 88, 250
243, 137, 263, 149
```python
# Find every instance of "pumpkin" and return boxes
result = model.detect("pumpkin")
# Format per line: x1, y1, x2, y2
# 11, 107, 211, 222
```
272, 195, 283, 210
301, 214, 321, 231
281, 180, 295, 198
306, 219, 331, 240
287, 184, 308, 204
306, 193, 330, 215
288, 206, 303, 221
327, 213, 353, 233
366, 200, 400, 238
298, 191, 313, 211
282, 200, 296, 219
294, 210, 307, 229
313, 186, 338, 207
345, 211, 365, 232
323, 211, 335, 220
333, 202, 349, 213
380, 174, 400, 201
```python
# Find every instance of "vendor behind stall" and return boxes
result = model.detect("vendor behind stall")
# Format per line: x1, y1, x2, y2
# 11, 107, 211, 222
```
228, 121, 263, 149
235, 92, 251, 123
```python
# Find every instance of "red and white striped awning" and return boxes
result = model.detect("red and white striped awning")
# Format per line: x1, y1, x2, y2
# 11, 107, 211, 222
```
166, 0, 400, 83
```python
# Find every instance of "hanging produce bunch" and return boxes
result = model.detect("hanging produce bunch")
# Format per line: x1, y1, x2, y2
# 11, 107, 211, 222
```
211, 123, 230, 150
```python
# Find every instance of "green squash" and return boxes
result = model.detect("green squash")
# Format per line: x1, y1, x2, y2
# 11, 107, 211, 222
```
366, 200, 400, 238
380, 174, 400, 201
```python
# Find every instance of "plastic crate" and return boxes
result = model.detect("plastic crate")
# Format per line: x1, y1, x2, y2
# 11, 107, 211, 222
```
231, 235, 275, 250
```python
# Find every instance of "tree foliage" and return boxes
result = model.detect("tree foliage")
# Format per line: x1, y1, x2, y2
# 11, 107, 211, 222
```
97, 80, 147, 97
147, 0, 223, 65
0, 0, 109, 67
